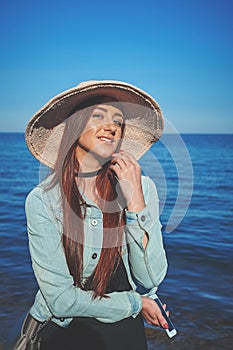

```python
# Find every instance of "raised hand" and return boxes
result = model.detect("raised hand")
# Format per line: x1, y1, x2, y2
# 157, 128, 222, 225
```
110, 150, 146, 212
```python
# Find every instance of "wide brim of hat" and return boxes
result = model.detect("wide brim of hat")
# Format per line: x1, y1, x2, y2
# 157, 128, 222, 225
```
25, 80, 164, 168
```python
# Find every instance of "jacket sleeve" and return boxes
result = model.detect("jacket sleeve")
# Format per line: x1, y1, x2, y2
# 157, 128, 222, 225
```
25, 186, 142, 324
125, 176, 168, 290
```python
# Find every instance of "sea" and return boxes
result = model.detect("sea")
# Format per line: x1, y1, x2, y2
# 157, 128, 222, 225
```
0, 132, 232, 350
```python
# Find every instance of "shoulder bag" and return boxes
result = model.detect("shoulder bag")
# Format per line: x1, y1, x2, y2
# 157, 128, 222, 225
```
13, 313, 53, 350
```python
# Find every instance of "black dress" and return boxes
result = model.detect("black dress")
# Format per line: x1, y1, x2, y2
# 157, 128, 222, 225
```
41, 258, 148, 350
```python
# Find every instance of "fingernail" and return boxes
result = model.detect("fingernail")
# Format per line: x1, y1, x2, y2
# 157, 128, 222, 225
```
163, 323, 169, 329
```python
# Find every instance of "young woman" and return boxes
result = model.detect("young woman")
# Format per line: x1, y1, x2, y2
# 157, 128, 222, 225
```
17, 80, 168, 350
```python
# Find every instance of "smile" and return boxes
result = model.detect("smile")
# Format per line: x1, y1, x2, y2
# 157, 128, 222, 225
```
98, 136, 114, 144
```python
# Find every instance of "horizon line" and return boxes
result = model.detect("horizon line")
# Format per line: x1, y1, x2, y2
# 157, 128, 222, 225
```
0, 131, 232, 135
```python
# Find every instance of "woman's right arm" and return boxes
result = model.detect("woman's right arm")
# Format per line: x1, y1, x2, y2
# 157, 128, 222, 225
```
25, 186, 141, 323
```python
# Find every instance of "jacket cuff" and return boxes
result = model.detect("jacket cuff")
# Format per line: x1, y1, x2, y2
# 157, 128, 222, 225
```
127, 291, 142, 318
125, 206, 156, 232
125, 207, 157, 249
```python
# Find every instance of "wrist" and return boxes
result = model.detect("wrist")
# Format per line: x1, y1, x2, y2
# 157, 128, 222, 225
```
127, 193, 145, 212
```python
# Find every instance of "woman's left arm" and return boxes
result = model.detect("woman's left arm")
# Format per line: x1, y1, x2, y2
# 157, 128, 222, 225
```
125, 176, 168, 290
110, 150, 168, 290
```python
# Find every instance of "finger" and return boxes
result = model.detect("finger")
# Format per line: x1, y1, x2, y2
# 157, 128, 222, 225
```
111, 157, 128, 169
144, 314, 159, 326
144, 315, 153, 325
157, 312, 169, 329
109, 162, 130, 179
111, 155, 133, 165
112, 157, 140, 174
112, 150, 137, 164
109, 163, 121, 177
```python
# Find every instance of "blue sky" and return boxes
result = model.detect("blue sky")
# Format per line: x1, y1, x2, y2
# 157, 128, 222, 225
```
0, 0, 232, 133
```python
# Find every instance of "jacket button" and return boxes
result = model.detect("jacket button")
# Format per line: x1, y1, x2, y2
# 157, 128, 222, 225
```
141, 215, 146, 222
91, 219, 98, 226
60, 318, 65, 322
92, 253, 97, 259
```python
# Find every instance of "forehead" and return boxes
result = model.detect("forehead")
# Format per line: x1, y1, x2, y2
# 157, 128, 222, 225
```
93, 103, 124, 117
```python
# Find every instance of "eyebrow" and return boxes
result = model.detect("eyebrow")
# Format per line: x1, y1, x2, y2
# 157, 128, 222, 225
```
95, 106, 124, 119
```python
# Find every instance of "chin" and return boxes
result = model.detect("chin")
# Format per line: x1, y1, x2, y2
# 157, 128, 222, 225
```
90, 150, 114, 164
97, 153, 113, 164
92, 145, 117, 159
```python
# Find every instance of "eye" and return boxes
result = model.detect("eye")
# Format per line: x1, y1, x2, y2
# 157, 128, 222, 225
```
92, 114, 104, 119
114, 119, 123, 127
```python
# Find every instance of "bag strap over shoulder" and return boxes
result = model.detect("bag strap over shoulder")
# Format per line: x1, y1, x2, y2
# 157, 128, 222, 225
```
14, 313, 51, 350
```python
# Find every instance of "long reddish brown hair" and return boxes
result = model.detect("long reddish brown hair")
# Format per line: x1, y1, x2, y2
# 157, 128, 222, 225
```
49, 98, 126, 298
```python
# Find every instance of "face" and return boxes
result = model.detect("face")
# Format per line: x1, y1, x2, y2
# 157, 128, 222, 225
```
76, 104, 124, 167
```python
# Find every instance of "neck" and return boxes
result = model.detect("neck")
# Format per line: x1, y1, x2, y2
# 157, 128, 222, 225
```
75, 146, 103, 172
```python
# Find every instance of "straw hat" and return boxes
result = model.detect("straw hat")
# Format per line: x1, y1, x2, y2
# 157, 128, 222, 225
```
25, 80, 164, 168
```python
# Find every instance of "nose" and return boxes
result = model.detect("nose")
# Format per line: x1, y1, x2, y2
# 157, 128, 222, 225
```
103, 122, 117, 133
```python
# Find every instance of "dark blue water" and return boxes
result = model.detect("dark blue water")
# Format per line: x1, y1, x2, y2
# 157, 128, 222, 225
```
0, 133, 233, 349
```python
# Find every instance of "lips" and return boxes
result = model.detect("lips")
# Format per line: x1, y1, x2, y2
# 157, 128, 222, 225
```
98, 136, 114, 144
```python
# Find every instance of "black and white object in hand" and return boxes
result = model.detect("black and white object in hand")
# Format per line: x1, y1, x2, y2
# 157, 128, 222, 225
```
149, 294, 177, 338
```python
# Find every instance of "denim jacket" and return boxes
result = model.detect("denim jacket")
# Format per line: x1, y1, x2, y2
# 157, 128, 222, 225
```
25, 175, 168, 328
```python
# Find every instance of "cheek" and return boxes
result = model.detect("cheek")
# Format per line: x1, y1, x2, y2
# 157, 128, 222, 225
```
79, 126, 96, 140
78, 130, 93, 148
